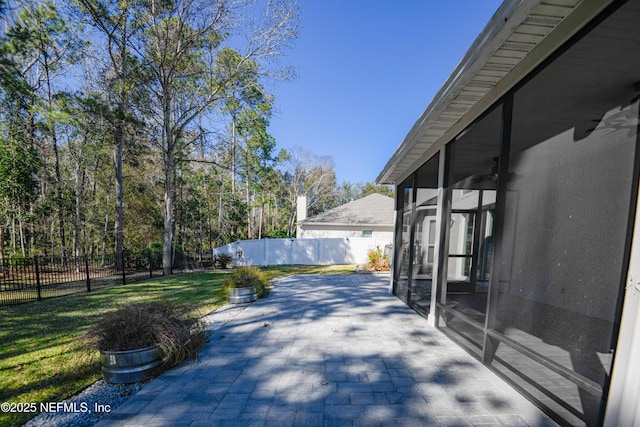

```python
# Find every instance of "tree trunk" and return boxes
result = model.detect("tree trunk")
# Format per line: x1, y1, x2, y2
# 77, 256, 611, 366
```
114, 122, 124, 271
11, 215, 15, 253
162, 98, 175, 275
217, 189, 223, 246
113, 20, 129, 272
163, 163, 174, 275
17, 205, 25, 257
29, 203, 35, 255
231, 116, 236, 193
102, 194, 109, 266
246, 172, 251, 239
258, 202, 263, 239
198, 201, 203, 257
52, 139, 65, 262
0, 225, 4, 264
74, 156, 86, 271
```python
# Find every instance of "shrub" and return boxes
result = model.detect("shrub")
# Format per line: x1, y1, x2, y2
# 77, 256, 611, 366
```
223, 266, 269, 298
263, 229, 289, 238
215, 253, 233, 269
367, 245, 390, 272
82, 301, 207, 368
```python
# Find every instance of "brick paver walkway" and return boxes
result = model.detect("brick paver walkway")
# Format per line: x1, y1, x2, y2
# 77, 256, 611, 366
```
95, 274, 557, 426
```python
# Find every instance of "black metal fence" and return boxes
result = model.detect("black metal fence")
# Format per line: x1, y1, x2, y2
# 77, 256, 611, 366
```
0, 251, 214, 307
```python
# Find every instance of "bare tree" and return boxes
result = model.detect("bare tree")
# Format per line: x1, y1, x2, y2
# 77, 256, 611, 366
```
282, 146, 337, 236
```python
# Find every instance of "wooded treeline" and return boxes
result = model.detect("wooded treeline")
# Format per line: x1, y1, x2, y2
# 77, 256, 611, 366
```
0, 0, 392, 272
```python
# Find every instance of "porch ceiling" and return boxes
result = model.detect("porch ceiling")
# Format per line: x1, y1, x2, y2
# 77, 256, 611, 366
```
377, 0, 614, 186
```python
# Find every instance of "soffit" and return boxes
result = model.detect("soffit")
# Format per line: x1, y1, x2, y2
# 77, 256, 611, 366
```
377, 0, 614, 185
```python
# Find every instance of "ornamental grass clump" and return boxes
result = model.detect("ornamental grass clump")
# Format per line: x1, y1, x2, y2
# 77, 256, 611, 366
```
223, 266, 269, 298
83, 301, 207, 368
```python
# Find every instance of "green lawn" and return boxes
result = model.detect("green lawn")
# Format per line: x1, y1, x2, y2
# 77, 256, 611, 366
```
0, 265, 353, 427
260, 264, 355, 281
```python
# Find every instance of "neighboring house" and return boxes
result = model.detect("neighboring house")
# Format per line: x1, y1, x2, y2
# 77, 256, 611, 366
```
377, 1, 640, 426
296, 193, 394, 240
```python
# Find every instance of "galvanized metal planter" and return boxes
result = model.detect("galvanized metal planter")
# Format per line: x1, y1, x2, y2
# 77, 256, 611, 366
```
100, 344, 163, 384
227, 286, 257, 303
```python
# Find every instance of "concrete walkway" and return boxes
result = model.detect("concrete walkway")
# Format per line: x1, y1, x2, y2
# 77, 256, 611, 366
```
95, 274, 557, 427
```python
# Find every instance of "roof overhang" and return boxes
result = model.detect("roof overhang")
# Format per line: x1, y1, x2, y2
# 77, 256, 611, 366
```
297, 222, 394, 227
377, 0, 615, 186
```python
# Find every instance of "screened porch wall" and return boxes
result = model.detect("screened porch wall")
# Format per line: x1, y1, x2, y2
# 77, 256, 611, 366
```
392, 176, 413, 304
390, 1, 640, 425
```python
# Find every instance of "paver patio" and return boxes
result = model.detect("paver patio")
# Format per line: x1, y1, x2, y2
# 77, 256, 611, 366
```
95, 273, 557, 426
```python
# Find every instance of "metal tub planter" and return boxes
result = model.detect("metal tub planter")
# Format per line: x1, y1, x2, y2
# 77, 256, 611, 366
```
85, 302, 207, 385
227, 286, 257, 303
100, 344, 163, 384
223, 266, 268, 304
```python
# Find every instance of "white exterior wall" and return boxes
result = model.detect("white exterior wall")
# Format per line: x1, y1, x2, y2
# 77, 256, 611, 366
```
298, 225, 393, 241
214, 237, 393, 266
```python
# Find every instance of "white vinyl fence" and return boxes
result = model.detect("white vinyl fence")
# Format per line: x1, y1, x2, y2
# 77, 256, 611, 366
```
213, 237, 392, 266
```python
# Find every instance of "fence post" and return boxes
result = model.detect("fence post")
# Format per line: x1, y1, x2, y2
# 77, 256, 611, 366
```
121, 251, 126, 285
264, 239, 268, 267
149, 252, 153, 278
34, 256, 42, 301
85, 254, 91, 292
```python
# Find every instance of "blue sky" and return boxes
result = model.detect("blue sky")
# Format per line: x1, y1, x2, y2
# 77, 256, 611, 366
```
266, 1, 504, 185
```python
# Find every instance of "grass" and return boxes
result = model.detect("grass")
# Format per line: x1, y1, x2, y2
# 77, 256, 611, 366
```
0, 265, 353, 427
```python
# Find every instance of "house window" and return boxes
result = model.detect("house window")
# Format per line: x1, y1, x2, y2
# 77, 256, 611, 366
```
362, 230, 373, 238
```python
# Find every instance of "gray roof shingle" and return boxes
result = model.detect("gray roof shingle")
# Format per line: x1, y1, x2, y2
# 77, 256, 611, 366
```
299, 193, 394, 226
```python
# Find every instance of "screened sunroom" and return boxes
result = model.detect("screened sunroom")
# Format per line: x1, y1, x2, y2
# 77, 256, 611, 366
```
377, 0, 640, 425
